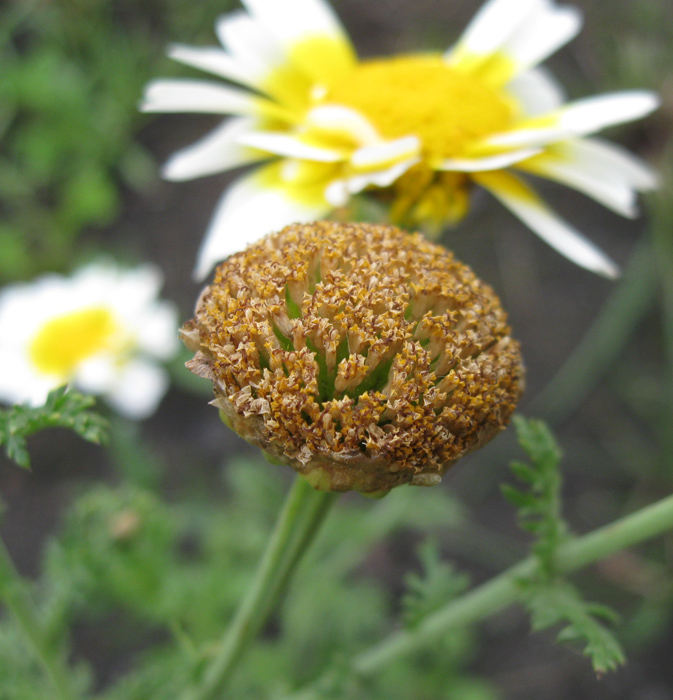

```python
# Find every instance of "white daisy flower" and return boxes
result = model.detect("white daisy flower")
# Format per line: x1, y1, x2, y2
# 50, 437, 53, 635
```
0, 263, 180, 419
142, 0, 659, 279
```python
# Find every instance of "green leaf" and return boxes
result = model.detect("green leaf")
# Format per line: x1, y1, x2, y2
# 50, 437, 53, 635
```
512, 416, 562, 467
509, 460, 537, 483
526, 581, 625, 675
508, 417, 625, 675
0, 386, 108, 470
505, 417, 567, 575
402, 539, 470, 629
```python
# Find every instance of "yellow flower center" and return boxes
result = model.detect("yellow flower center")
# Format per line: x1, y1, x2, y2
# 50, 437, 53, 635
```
322, 54, 517, 162
29, 306, 118, 378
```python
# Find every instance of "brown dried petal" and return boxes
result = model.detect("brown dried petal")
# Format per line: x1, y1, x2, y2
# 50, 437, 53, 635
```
183, 222, 524, 494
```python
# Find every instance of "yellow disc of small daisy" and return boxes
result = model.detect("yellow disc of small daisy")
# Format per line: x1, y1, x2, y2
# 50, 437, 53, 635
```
323, 54, 517, 162
29, 306, 118, 378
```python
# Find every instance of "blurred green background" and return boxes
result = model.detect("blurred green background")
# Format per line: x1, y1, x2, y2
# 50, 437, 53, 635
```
0, 0, 672, 698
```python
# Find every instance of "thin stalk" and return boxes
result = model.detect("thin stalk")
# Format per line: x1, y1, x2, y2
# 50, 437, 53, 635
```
282, 492, 673, 697
0, 537, 76, 700
182, 476, 339, 700
649, 160, 673, 473
529, 238, 658, 424
270, 485, 339, 609
357, 492, 673, 674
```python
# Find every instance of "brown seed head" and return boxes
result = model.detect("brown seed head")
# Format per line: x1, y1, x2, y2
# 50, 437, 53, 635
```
182, 222, 524, 495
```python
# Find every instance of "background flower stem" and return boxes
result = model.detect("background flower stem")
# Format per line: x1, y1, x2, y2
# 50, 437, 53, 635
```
529, 236, 658, 424
182, 475, 340, 700
0, 536, 77, 700
649, 150, 673, 473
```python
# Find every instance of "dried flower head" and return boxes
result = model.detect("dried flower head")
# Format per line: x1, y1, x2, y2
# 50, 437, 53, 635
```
183, 222, 523, 494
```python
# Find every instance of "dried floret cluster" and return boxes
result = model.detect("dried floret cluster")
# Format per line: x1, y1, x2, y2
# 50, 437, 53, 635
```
182, 222, 523, 494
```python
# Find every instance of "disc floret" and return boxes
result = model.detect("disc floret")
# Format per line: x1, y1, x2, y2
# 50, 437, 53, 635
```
183, 222, 523, 494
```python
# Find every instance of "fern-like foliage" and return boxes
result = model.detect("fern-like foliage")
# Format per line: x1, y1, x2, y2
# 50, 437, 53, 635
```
402, 539, 470, 629
507, 416, 625, 675
503, 416, 566, 577
0, 386, 108, 469
526, 580, 625, 676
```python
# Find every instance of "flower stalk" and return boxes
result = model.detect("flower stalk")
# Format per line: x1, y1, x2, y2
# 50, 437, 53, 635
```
182, 476, 339, 700
0, 537, 77, 700
530, 238, 658, 423
282, 491, 673, 698
649, 154, 673, 470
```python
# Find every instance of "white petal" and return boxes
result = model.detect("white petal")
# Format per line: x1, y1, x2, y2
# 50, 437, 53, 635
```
0, 283, 49, 344
136, 303, 180, 360
173, 14, 312, 111
241, 0, 350, 48
306, 105, 381, 145
113, 265, 164, 309
506, 67, 566, 116
104, 359, 170, 420
557, 91, 660, 135
240, 0, 356, 82
565, 137, 658, 190
215, 11, 288, 87
324, 180, 349, 207
0, 350, 54, 407
194, 168, 330, 279
351, 136, 420, 169
217, 10, 280, 61
163, 118, 266, 181
446, 0, 542, 59
485, 91, 660, 149
474, 170, 620, 278
437, 147, 541, 172
516, 138, 657, 216
167, 44, 258, 89
237, 131, 344, 161
484, 125, 568, 149
141, 79, 260, 115
344, 157, 420, 194
76, 355, 118, 394
503, 3, 582, 74
519, 155, 638, 217
325, 158, 418, 209
70, 264, 159, 325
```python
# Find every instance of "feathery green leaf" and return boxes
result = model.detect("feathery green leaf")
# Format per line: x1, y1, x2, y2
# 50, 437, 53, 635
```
0, 386, 108, 469
402, 539, 470, 629
509, 416, 625, 674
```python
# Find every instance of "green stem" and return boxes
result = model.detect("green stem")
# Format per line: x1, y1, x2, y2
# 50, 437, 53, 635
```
0, 537, 76, 700
649, 158, 673, 472
182, 476, 339, 700
529, 238, 658, 424
283, 492, 673, 697
357, 492, 673, 674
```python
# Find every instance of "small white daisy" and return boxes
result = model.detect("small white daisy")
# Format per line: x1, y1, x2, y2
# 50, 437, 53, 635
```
0, 263, 180, 419
142, 0, 659, 279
